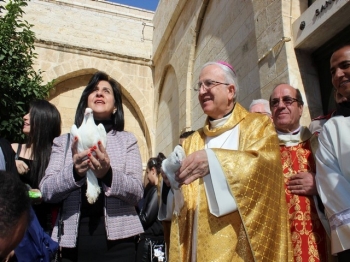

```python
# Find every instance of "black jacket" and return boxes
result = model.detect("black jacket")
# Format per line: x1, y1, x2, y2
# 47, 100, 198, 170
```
0, 137, 17, 174
138, 184, 163, 237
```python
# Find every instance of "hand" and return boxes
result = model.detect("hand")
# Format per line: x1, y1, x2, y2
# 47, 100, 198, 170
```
87, 141, 111, 179
72, 137, 90, 177
287, 171, 317, 195
16, 159, 29, 175
177, 150, 209, 185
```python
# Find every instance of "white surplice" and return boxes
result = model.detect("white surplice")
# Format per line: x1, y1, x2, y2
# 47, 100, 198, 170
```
158, 113, 239, 220
316, 116, 350, 254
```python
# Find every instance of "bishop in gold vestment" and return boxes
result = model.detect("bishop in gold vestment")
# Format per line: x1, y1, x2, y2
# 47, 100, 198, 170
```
168, 103, 292, 261
161, 62, 292, 262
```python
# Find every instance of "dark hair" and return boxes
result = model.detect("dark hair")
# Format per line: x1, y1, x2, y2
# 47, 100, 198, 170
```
180, 130, 195, 139
295, 88, 304, 106
269, 84, 304, 108
0, 170, 30, 238
331, 42, 350, 55
147, 152, 166, 174
74, 71, 124, 131
26, 99, 61, 187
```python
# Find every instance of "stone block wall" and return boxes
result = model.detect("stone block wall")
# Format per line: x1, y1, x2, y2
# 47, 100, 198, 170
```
152, 0, 314, 155
12, 0, 319, 161
24, 0, 153, 59
22, 0, 155, 166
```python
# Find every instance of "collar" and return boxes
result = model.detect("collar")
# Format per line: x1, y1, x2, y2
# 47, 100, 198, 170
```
94, 119, 113, 133
203, 103, 245, 137
277, 126, 313, 147
208, 105, 234, 121
277, 126, 301, 147
209, 113, 232, 129
276, 126, 301, 136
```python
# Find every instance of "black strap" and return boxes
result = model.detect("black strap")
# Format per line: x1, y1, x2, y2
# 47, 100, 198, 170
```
57, 133, 70, 239
15, 143, 22, 160
55, 133, 70, 261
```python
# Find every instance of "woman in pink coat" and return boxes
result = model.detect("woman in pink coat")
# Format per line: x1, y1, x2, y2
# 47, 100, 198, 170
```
40, 71, 144, 261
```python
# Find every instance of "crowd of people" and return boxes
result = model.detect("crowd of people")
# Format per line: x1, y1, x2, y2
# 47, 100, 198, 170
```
1, 44, 350, 262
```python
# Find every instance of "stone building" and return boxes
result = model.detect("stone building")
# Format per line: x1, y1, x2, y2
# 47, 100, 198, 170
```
23, 0, 154, 167
23, 0, 350, 167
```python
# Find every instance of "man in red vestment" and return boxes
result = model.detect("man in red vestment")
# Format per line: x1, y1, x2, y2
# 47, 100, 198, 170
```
270, 84, 331, 262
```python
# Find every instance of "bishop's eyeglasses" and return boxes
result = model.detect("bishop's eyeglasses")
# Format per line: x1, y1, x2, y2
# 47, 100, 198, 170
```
194, 79, 230, 92
270, 96, 299, 108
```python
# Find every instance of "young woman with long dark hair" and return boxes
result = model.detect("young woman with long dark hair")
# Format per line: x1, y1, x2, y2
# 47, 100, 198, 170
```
12, 99, 61, 231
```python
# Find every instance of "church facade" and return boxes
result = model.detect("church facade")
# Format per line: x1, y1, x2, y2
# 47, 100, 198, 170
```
23, 0, 350, 167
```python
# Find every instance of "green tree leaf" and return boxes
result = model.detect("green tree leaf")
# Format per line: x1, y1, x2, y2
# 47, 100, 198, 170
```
0, 0, 54, 142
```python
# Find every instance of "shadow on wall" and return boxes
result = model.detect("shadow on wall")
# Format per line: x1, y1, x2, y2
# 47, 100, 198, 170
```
155, 66, 179, 156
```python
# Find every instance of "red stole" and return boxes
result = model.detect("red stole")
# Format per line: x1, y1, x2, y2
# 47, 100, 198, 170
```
280, 139, 328, 262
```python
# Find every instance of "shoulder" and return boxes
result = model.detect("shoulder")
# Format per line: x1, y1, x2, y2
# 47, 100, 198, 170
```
318, 116, 350, 148
52, 133, 71, 149
11, 143, 19, 152
242, 111, 273, 132
0, 138, 15, 155
309, 119, 327, 135
107, 131, 138, 149
312, 114, 330, 121
54, 133, 70, 142
145, 184, 157, 195
108, 131, 137, 141
245, 112, 270, 123
311, 110, 335, 121
323, 116, 350, 132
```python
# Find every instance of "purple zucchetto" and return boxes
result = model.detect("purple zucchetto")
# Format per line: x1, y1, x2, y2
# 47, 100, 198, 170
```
217, 60, 236, 75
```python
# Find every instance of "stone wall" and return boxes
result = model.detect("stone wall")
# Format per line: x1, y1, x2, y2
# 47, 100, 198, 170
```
19, 0, 319, 161
23, 0, 155, 166
153, 0, 313, 155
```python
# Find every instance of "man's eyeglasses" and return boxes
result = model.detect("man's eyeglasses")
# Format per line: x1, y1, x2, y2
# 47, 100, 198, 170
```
194, 79, 230, 92
270, 96, 299, 108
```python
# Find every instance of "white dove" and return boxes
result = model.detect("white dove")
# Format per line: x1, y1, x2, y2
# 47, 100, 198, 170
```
162, 145, 186, 216
70, 108, 107, 204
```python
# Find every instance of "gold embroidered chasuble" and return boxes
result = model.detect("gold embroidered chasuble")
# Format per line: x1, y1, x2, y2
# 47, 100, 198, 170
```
169, 103, 292, 262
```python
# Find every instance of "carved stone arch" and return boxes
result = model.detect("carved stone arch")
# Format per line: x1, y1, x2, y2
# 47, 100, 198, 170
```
155, 64, 173, 117
155, 64, 180, 155
117, 84, 152, 165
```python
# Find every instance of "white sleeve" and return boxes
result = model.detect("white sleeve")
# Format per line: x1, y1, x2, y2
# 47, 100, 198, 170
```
203, 149, 237, 217
315, 118, 350, 254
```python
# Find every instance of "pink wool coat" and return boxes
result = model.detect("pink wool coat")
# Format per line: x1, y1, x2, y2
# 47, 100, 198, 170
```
40, 131, 144, 247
